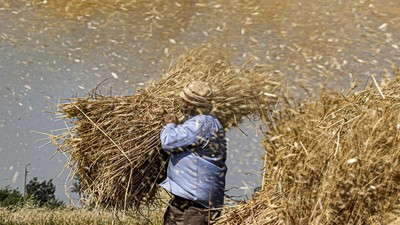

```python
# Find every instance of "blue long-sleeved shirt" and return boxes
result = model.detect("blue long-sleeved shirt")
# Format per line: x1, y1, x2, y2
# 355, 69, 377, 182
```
159, 114, 227, 208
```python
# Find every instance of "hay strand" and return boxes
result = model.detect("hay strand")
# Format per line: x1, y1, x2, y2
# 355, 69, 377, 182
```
217, 67, 400, 225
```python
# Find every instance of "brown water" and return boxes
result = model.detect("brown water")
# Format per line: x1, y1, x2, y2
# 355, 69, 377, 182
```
1, 0, 400, 203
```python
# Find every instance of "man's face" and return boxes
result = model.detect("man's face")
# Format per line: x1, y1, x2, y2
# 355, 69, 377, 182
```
181, 99, 196, 117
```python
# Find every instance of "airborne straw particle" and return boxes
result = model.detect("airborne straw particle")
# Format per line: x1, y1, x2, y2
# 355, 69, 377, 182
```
12, 172, 19, 183
109, 39, 118, 44
378, 23, 387, 30
346, 158, 358, 164
111, 72, 118, 79
239, 181, 250, 192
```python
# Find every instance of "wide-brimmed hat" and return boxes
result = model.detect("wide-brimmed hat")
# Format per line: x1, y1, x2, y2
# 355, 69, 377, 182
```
179, 81, 213, 108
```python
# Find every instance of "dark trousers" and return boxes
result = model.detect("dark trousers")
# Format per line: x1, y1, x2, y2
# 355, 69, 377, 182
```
163, 196, 221, 225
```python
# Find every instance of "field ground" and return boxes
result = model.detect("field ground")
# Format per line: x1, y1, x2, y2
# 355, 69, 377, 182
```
0, 206, 164, 225
2, 206, 399, 225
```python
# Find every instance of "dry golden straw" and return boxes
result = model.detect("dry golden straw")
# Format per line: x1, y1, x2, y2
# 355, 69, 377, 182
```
217, 68, 400, 225
51, 46, 281, 211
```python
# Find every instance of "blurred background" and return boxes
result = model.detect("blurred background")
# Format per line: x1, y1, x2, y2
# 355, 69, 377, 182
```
1, 0, 400, 204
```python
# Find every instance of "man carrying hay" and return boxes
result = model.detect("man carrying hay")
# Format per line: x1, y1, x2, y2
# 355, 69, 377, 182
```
159, 81, 227, 225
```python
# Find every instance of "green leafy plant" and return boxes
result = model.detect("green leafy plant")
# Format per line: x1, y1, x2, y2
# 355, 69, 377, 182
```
0, 186, 23, 207
26, 177, 64, 208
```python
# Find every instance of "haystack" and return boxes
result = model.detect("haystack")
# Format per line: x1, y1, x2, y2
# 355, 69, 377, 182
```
217, 68, 400, 224
51, 46, 281, 210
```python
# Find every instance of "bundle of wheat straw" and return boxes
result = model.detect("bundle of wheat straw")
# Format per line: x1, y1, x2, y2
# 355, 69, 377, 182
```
52, 46, 281, 211
217, 68, 400, 225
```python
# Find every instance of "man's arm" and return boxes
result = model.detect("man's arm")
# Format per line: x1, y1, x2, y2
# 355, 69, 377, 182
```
160, 119, 200, 151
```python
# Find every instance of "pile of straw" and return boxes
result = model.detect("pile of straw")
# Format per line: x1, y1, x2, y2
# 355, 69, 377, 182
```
217, 68, 400, 225
52, 46, 280, 210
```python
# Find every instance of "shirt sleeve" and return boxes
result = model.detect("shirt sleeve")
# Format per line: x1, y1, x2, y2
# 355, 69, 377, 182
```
160, 118, 202, 151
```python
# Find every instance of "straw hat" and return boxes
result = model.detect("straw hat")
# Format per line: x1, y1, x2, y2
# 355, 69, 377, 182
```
179, 81, 213, 108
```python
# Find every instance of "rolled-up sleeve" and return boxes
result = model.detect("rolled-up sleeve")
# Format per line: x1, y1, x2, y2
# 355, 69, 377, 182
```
160, 119, 200, 151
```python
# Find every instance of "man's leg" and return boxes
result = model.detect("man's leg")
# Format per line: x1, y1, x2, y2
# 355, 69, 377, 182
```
164, 203, 211, 225
208, 210, 222, 224
164, 196, 221, 225
182, 207, 222, 225
164, 204, 208, 225
163, 204, 184, 225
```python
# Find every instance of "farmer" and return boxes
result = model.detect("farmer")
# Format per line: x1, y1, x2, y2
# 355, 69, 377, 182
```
159, 81, 227, 225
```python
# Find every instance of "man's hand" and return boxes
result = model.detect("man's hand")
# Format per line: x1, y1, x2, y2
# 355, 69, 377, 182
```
163, 114, 178, 124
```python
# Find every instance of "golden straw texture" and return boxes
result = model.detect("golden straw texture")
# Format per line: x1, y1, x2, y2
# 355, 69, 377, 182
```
217, 68, 400, 225
51, 45, 281, 211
